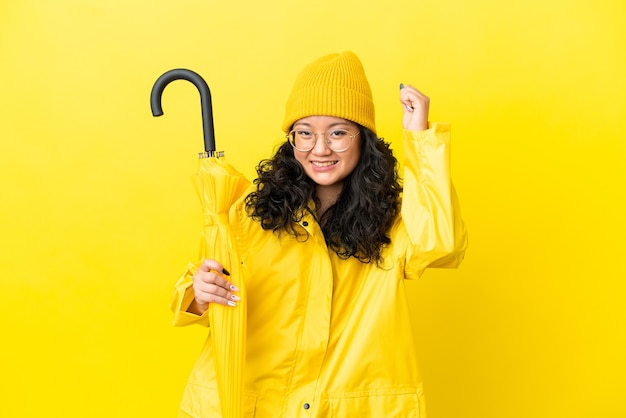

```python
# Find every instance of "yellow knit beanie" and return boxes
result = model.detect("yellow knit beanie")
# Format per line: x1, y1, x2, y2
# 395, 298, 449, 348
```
282, 51, 376, 133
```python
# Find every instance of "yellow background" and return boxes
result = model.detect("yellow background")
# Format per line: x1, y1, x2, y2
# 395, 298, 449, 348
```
1, 0, 625, 417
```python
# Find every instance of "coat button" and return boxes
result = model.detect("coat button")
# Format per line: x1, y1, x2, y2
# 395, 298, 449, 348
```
302, 221, 308, 227
303, 403, 310, 410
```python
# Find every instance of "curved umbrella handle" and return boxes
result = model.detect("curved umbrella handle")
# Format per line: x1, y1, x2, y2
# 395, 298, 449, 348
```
150, 68, 216, 152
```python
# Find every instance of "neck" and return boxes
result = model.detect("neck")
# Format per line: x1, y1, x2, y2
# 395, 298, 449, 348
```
315, 184, 342, 218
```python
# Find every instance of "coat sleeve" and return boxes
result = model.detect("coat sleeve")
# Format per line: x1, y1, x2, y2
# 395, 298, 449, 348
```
170, 262, 210, 327
401, 122, 468, 280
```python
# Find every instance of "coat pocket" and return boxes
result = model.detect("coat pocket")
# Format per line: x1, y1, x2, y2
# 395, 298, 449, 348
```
178, 384, 258, 418
326, 387, 423, 418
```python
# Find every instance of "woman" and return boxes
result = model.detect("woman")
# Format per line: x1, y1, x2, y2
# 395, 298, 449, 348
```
171, 51, 467, 417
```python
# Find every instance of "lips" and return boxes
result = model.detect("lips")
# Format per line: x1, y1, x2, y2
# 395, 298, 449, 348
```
311, 161, 338, 167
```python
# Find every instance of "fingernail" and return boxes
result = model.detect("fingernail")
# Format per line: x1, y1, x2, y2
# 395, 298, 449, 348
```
227, 301, 237, 307
222, 268, 230, 276
230, 284, 239, 292
230, 294, 241, 301
400, 83, 405, 89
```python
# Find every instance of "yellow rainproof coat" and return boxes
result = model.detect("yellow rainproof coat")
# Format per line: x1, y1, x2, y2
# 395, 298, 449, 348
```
171, 123, 467, 417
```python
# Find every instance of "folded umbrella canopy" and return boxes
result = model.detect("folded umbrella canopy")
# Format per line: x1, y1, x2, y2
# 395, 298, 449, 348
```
151, 69, 249, 418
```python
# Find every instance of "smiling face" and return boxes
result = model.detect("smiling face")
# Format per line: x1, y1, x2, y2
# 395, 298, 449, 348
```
291, 116, 361, 200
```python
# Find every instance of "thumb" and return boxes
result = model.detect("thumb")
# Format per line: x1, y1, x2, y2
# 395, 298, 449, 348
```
399, 83, 414, 113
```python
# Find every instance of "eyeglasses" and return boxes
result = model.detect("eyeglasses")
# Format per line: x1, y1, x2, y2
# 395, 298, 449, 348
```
287, 128, 359, 153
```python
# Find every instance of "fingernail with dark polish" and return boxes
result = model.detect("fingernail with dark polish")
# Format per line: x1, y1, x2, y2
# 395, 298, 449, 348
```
222, 268, 230, 276
400, 83, 405, 90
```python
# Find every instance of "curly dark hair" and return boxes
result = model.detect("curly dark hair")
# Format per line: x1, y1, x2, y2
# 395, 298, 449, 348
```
245, 126, 402, 264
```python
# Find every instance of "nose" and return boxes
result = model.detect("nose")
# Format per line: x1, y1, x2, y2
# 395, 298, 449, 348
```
311, 133, 332, 155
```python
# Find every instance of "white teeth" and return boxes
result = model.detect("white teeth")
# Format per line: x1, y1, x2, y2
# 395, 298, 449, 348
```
312, 161, 337, 167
